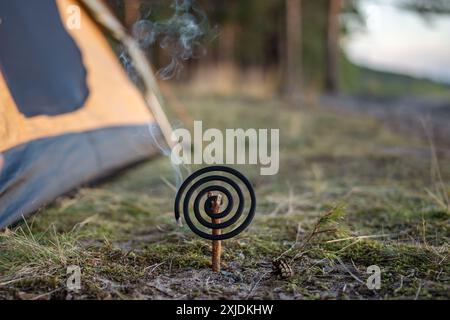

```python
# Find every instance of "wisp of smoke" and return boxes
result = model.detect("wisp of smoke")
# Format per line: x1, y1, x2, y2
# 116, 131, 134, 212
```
147, 122, 189, 189
131, 0, 216, 80
119, 0, 214, 190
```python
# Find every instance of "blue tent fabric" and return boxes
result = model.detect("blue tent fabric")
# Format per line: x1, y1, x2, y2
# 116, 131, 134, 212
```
0, 0, 89, 117
0, 1, 161, 228
0, 126, 158, 228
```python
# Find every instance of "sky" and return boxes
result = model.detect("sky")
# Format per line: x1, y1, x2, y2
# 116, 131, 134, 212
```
343, 0, 450, 83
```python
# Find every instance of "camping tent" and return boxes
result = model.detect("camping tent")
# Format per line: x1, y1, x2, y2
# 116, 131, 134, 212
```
0, 0, 166, 228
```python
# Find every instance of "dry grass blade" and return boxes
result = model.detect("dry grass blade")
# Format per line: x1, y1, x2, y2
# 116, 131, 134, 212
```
0, 221, 86, 284
421, 119, 450, 214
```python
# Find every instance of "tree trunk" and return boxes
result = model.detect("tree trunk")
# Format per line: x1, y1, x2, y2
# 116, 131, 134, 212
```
325, 0, 341, 94
124, 0, 141, 30
283, 0, 302, 99
218, 24, 236, 66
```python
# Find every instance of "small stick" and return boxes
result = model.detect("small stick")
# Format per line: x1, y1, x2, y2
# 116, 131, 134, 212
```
209, 192, 223, 272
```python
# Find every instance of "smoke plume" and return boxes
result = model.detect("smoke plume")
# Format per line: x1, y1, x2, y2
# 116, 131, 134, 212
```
119, 0, 214, 190
131, 0, 217, 80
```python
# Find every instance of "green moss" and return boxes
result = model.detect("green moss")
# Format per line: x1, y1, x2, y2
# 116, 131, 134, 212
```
0, 93, 448, 299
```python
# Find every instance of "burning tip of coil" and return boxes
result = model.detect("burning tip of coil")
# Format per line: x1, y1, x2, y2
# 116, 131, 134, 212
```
176, 218, 183, 228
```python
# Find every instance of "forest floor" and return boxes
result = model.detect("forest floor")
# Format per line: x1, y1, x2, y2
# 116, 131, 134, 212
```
0, 93, 449, 300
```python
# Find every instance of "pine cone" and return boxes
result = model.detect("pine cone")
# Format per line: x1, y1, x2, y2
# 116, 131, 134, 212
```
272, 259, 294, 279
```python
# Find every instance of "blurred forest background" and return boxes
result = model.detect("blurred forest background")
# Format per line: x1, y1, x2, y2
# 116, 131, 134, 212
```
106, 0, 450, 100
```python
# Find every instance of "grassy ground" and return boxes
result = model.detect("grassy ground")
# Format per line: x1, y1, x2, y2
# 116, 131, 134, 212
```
0, 93, 449, 300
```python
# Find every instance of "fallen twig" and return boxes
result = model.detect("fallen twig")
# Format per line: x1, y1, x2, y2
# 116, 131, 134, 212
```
336, 257, 364, 285
325, 234, 394, 244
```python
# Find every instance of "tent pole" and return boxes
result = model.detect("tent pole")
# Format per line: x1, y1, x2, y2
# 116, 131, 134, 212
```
0, 154, 4, 174
80, 0, 175, 149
